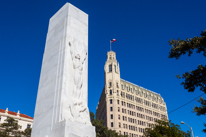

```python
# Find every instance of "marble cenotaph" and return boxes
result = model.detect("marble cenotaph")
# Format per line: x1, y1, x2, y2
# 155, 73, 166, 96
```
31, 3, 96, 137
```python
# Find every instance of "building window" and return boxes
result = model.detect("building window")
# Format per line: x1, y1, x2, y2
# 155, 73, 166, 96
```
111, 114, 113, 119
109, 82, 112, 87
111, 122, 113, 127
119, 122, 121, 128
110, 107, 113, 111
110, 99, 112, 104
110, 90, 112, 95
121, 84, 124, 89
116, 82, 119, 88
114, 65, 116, 72
118, 107, 120, 112
117, 100, 119, 104
27, 124, 31, 129
109, 65, 112, 72
118, 115, 120, 120
117, 90, 119, 96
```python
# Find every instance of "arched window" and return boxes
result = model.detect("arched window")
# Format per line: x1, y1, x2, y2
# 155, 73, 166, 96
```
109, 65, 112, 72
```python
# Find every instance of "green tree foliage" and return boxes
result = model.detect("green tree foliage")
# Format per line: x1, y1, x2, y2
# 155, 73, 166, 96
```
23, 128, 32, 137
0, 117, 22, 137
169, 30, 206, 133
0, 117, 32, 137
144, 119, 191, 137
0, 131, 8, 137
90, 112, 126, 137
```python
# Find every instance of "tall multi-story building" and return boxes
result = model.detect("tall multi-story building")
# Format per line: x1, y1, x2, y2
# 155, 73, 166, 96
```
96, 51, 168, 137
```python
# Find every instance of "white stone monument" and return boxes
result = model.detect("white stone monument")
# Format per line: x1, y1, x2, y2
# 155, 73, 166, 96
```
31, 3, 96, 137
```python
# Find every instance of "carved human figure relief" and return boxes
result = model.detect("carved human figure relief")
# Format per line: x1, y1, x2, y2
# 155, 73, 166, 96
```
68, 38, 90, 124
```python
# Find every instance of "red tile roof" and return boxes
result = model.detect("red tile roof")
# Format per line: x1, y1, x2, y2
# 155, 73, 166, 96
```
0, 109, 33, 120
8, 111, 17, 116
0, 109, 5, 113
19, 114, 33, 119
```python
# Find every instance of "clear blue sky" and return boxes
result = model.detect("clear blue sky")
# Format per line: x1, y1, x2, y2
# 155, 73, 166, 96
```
0, 0, 205, 136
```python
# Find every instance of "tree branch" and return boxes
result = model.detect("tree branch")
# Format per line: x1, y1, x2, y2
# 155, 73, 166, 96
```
169, 30, 206, 59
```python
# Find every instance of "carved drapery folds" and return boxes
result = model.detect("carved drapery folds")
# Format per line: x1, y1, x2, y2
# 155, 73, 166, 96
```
68, 38, 90, 124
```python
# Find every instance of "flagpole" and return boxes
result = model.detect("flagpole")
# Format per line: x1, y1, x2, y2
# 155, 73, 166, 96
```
110, 40, 111, 51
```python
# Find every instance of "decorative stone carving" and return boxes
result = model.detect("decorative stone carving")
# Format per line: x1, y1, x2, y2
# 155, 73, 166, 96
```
31, 3, 95, 137
68, 38, 90, 124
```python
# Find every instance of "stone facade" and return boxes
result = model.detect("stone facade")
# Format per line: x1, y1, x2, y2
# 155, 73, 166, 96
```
96, 51, 168, 137
0, 108, 33, 131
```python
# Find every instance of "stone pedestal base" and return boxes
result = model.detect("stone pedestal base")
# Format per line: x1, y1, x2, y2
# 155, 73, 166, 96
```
31, 120, 96, 137
51, 120, 96, 137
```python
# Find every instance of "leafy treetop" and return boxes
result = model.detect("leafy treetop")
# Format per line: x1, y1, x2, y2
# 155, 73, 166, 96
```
144, 119, 191, 137
169, 29, 206, 133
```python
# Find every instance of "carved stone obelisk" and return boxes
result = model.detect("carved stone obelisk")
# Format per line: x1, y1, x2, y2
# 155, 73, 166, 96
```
31, 3, 96, 137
